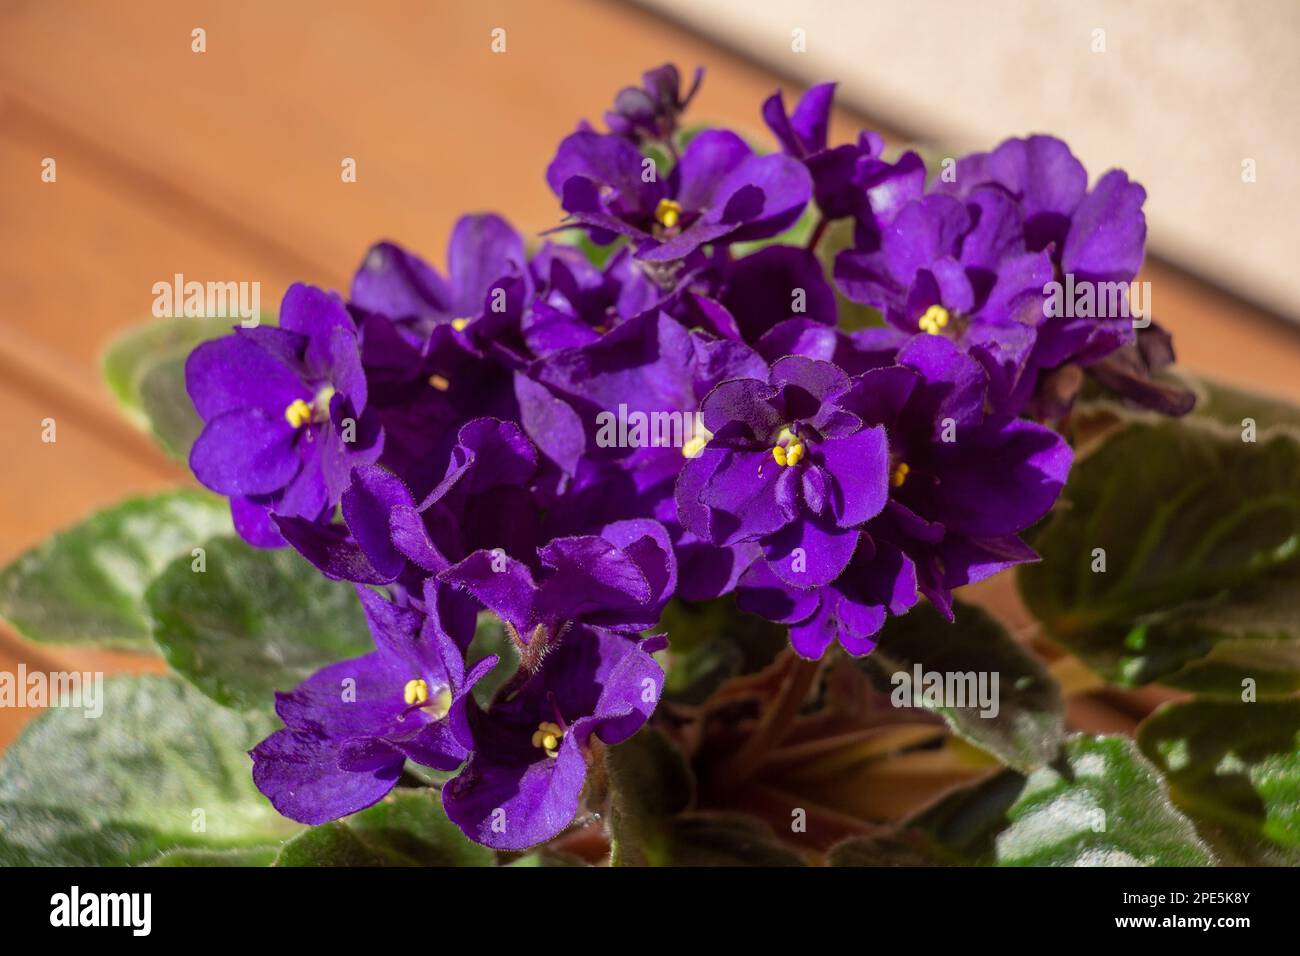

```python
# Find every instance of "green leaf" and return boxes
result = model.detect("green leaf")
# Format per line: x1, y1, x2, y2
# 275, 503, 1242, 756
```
274, 789, 494, 867
1138, 699, 1300, 865
994, 735, 1216, 866
0, 675, 297, 865
859, 601, 1064, 772
604, 728, 804, 866
146, 536, 371, 714
1020, 419, 1300, 695
606, 728, 693, 866
1191, 376, 1300, 434
465, 613, 520, 708
0, 491, 232, 650
145, 845, 279, 866
103, 315, 269, 459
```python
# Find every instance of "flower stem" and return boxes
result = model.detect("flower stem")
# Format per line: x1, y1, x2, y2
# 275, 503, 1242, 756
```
719, 655, 820, 784
806, 214, 830, 254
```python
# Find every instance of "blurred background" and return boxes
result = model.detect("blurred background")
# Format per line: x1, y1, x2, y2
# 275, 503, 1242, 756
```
2, 0, 1298, 746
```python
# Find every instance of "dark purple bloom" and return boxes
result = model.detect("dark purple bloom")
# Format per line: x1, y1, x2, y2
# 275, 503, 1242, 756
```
186, 283, 383, 547
441, 518, 676, 651
838, 335, 1072, 618
521, 243, 660, 356
677, 355, 891, 590
762, 81, 919, 223
442, 627, 664, 850
546, 128, 811, 262
603, 63, 703, 144
351, 214, 528, 347
250, 587, 493, 824
835, 190, 1055, 413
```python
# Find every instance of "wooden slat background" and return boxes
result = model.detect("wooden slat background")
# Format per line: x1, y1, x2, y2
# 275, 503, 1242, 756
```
2, 0, 1299, 750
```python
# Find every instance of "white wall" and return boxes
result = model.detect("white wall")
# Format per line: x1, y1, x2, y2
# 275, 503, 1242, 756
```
638, 0, 1300, 319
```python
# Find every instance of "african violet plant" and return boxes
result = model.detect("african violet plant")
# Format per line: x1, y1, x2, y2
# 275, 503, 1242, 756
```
2, 64, 1298, 868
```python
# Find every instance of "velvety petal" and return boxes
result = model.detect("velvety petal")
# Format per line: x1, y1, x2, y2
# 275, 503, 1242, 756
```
700, 448, 791, 545
897, 333, 988, 430
446, 214, 527, 316
342, 465, 414, 581
787, 599, 837, 660
925, 417, 1072, 536
762, 515, 860, 589
190, 408, 300, 496
818, 425, 889, 527
351, 241, 450, 321
251, 727, 400, 825
674, 128, 753, 211
700, 378, 783, 443
274, 515, 392, 584
719, 245, 837, 342
735, 555, 820, 624
279, 283, 355, 374
537, 536, 653, 628
1061, 169, 1147, 284
186, 333, 305, 421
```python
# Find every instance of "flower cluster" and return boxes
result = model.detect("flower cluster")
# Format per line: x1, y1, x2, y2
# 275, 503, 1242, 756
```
185, 66, 1188, 850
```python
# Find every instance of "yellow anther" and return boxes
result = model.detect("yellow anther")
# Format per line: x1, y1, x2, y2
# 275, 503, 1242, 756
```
918, 304, 950, 335
891, 462, 911, 487
402, 679, 452, 719
451, 317, 471, 332
403, 678, 429, 706
772, 445, 788, 466
284, 398, 312, 429
682, 429, 711, 459
785, 442, 805, 466
428, 374, 451, 391
531, 721, 565, 758
654, 198, 682, 230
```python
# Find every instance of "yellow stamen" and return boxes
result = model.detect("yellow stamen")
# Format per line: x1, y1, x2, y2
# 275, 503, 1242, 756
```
918, 304, 950, 335
428, 374, 451, 391
772, 439, 805, 467
892, 462, 911, 487
772, 445, 788, 466
682, 428, 712, 460
451, 317, 471, 332
403, 678, 429, 706
402, 679, 452, 719
531, 721, 565, 758
284, 398, 312, 429
654, 198, 682, 230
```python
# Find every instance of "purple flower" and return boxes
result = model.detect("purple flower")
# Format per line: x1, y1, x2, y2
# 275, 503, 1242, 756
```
186, 283, 383, 547
441, 518, 677, 653
521, 243, 660, 356
677, 355, 891, 590
603, 63, 703, 144
762, 82, 919, 223
838, 335, 1072, 618
442, 626, 665, 850
719, 337, 1070, 658
250, 587, 493, 825
350, 213, 528, 347
546, 128, 811, 262
835, 190, 1055, 413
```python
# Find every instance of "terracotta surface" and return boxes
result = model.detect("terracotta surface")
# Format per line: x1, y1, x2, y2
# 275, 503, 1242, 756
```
2, 0, 1299, 750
